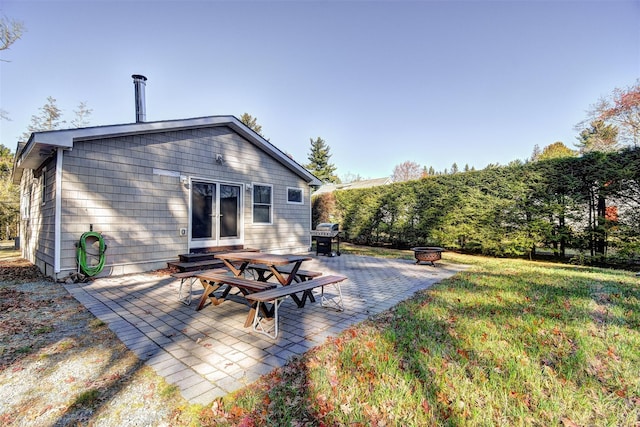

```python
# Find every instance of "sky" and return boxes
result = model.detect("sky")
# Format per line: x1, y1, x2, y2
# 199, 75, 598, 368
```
1, 0, 639, 180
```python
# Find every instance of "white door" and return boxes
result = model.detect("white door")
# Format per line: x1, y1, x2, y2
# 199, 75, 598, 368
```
190, 180, 242, 249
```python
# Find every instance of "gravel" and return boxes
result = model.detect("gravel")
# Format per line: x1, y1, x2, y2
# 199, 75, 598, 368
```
0, 257, 195, 426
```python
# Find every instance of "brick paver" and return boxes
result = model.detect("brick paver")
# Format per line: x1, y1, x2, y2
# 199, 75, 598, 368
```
64, 253, 466, 405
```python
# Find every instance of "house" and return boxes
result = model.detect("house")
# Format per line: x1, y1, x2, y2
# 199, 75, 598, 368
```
312, 177, 391, 196
12, 75, 321, 280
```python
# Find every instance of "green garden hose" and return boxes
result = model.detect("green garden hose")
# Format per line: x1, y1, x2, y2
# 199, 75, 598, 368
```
76, 231, 107, 276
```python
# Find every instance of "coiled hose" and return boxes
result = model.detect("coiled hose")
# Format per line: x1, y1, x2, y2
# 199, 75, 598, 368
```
76, 231, 107, 276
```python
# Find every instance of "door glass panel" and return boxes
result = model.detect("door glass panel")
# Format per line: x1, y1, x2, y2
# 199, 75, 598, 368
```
191, 182, 215, 239
220, 184, 240, 238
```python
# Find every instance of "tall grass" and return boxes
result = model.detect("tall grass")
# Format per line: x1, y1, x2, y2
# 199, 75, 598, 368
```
213, 248, 639, 426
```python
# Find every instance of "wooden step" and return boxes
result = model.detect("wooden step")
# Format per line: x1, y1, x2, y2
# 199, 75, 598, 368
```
169, 247, 261, 272
167, 259, 226, 272
178, 253, 217, 263
178, 247, 260, 262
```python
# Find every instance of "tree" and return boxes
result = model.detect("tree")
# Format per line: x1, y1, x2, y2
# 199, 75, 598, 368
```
71, 101, 92, 128
317, 148, 640, 262
21, 96, 65, 141
1, 15, 25, 121
533, 141, 577, 161
341, 171, 363, 183
391, 161, 422, 182
0, 144, 19, 240
0, 15, 24, 55
587, 80, 640, 147
305, 137, 340, 184
530, 144, 542, 162
239, 113, 267, 139
450, 162, 459, 174
575, 120, 619, 154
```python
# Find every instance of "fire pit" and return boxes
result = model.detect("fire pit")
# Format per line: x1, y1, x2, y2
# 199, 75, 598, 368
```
410, 247, 444, 266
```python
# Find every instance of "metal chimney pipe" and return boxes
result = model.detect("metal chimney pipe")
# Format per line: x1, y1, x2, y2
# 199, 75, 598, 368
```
132, 74, 147, 123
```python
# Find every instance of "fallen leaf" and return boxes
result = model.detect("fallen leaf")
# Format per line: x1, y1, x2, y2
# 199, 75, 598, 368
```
341, 403, 353, 414
230, 405, 246, 418
561, 417, 579, 427
456, 348, 469, 360
436, 391, 450, 405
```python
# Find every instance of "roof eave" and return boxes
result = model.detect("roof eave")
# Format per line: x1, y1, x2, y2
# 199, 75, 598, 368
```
11, 116, 322, 186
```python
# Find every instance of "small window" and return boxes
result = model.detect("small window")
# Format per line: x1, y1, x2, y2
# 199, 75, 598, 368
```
253, 184, 272, 224
21, 191, 31, 220
41, 167, 47, 205
287, 187, 303, 204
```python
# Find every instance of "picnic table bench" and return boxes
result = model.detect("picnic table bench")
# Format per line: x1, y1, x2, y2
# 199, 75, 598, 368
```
245, 264, 323, 305
246, 264, 323, 282
172, 268, 229, 305
245, 274, 347, 339
195, 272, 278, 327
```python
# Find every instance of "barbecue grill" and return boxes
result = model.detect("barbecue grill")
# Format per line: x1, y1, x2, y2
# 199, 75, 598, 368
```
311, 223, 341, 256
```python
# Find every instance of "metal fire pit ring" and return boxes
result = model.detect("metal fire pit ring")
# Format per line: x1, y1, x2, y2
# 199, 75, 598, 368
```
410, 247, 445, 266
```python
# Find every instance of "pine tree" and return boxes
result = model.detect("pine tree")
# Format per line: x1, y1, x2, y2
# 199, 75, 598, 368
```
576, 120, 619, 154
71, 101, 92, 128
305, 137, 340, 183
0, 144, 18, 239
239, 113, 265, 138
21, 96, 65, 141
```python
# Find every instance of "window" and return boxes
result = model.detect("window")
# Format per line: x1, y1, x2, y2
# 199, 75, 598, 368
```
41, 167, 47, 205
21, 191, 31, 220
253, 184, 272, 224
287, 187, 303, 204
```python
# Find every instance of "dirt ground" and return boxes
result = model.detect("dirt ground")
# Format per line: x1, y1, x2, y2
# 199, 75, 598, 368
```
0, 248, 199, 426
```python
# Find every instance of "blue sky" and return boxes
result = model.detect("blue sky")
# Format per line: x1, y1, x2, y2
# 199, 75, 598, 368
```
1, 0, 638, 180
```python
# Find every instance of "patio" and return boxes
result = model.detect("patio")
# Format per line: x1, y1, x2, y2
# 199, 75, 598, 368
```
63, 253, 465, 405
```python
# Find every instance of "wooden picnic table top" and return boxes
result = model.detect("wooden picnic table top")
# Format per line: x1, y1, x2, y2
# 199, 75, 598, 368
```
214, 251, 313, 286
213, 251, 312, 266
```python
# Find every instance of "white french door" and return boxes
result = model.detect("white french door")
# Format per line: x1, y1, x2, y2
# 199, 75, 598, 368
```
190, 180, 242, 249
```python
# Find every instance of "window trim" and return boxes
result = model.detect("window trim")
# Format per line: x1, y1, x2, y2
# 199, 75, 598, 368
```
252, 183, 273, 225
41, 167, 47, 206
286, 187, 304, 205
21, 190, 31, 220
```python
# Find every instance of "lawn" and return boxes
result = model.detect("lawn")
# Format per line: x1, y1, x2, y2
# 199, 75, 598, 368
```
207, 245, 639, 426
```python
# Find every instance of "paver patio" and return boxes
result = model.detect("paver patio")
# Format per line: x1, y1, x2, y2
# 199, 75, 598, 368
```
63, 253, 466, 404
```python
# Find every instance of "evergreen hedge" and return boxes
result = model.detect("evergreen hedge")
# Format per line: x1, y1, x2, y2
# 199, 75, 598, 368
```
312, 148, 640, 265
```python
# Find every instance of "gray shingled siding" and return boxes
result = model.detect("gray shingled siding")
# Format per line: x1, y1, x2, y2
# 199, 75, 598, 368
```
19, 158, 57, 276
54, 126, 311, 277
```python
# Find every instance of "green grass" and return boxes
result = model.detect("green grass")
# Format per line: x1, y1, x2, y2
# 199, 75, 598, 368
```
72, 388, 101, 407
211, 245, 639, 426
89, 318, 106, 329
34, 325, 54, 335
336, 243, 417, 260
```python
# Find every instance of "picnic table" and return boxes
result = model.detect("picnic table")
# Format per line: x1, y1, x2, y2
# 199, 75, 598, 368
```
194, 251, 347, 338
194, 252, 313, 323
214, 251, 312, 285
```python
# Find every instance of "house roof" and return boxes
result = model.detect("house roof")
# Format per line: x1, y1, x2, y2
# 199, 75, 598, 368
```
13, 115, 321, 186
313, 177, 392, 195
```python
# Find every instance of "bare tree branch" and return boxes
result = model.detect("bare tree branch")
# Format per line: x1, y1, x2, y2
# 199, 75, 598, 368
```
0, 15, 25, 59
